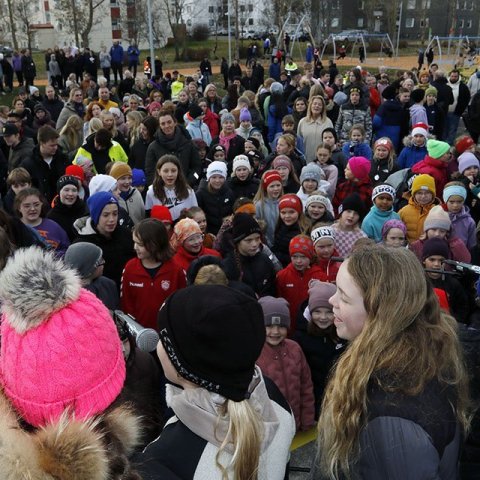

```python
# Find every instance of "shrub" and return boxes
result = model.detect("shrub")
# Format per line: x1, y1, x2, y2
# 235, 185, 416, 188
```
192, 24, 210, 42
184, 47, 211, 61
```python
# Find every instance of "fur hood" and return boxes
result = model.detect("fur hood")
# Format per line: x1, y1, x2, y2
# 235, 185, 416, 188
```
73, 215, 96, 235
402, 134, 432, 148
0, 388, 142, 479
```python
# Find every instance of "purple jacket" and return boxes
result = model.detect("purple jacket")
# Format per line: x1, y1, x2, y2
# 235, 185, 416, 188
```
12, 54, 22, 72
449, 206, 476, 251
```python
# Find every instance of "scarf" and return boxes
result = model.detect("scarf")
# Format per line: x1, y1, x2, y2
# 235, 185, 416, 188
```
219, 131, 236, 155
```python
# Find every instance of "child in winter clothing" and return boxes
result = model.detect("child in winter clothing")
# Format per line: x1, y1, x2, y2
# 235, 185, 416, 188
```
362, 184, 400, 242
297, 163, 329, 206
3, 167, 32, 216
228, 154, 260, 200
456, 151, 480, 223
272, 194, 309, 267
195, 161, 235, 235
425, 86, 445, 140
184, 104, 212, 146
409, 88, 428, 127
396, 123, 429, 169
332, 193, 368, 257
370, 137, 397, 185
254, 170, 283, 246
443, 182, 476, 250
381, 219, 408, 248
110, 162, 145, 225
272, 154, 300, 194
399, 173, 438, 243
181, 206, 216, 249
313, 143, 338, 197
294, 282, 344, 417
322, 127, 347, 180
333, 156, 373, 214
411, 139, 451, 197
276, 235, 326, 331
257, 296, 315, 431
311, 226, 341, 282
235, 108, 254, 139
304, 193, 335, 230
341, 124, 372, 160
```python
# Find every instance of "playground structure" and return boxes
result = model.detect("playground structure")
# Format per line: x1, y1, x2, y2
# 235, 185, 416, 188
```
424, 35, 480, 69
320, 33, 395, 64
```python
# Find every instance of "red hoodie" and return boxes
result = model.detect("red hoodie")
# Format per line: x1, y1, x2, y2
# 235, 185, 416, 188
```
173, 244, 222, 272
411, 155, 449, 197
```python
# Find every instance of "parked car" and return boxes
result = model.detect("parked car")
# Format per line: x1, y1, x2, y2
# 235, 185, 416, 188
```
0, 46, 13, 57
335, 30, 368, 42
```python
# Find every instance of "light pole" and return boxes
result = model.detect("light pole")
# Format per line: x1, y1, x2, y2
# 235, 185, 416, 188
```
227, 0, 232, 65
146, 0, 156, 76
396, 1, 403, 58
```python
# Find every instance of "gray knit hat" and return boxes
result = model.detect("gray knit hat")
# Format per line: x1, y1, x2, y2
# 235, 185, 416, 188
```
258, 296, 290, 328
221, 112, 235, 125
300, 163, 323, 184
64, 243, 103, 279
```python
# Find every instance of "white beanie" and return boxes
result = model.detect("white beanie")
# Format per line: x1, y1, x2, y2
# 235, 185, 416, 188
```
232, 155, 251, 173
206, 161, 228, 180
88, 174, 117, 196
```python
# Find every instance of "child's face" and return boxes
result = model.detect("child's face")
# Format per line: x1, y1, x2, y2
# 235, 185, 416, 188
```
463, 166, 479, 179
427, 228, 448, 240
426, 95, 436, 106
117, 174, 132, 192
11, 181, 31, 195
276, 138, 290, 155
244, 141, 255, 152
384, 228, 406, 248
198, 148, 207, 160
307, 202, 326, 220
280, 207, 299, 226
209, 174, 225, 190
350, 129, 363, 143
316, 148, 330, 165
302, 179, 318, 194
375, 146, 390, 160
399, 92, 410, 104
424, 255, 445, 279
314, 238, 335, 259
446, 195, 464, 214
235, 166, 250, 181
282, 122, 294, 133
192, 212, 207, 233
240, 120, 251, 129
350, 92, 360, 104
344, 164, 354, 181
374, 193, 394, 211
265, 324, 288, 347
295, 101, 306, 112
291, 253, 310, 272
339, 209, 360, 229
322, 131, 336, 147
213, 151, 226, 161
276, 166, 289, 181
413, 190, 434, 205
413, 134, 426, 147
311, 307, 334, 329
266, 181, 282, 199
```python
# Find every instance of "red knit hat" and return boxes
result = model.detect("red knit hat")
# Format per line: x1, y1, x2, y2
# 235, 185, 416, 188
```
65, 164, 85, 182
279, 194, 302, 214
373, 137, 393, 153
455, 136, 475, 155
289, 235, 314, 259
151, 205, 173, 225
262, 170, 282, 189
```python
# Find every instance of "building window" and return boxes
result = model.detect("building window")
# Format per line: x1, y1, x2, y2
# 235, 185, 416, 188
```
110, 0, 118, 5
187, 19, 192, 26
111, 19, 120, 29
357, 18, 364, 27
359, 1, 365, 9
208, 5, 214, 13
331, 18, 339, 27
421, 0, 431, 7
420, 17, 429, 27
458, 19, 464, 28
248, 18, 254, 25
240, 5, 245, 12
407, 0, 415, 9
209, 19, 214, 26
467, 19, 472, 28
46, 12, 51, 22
248, 4, 253, 12
405, 17, 415, 27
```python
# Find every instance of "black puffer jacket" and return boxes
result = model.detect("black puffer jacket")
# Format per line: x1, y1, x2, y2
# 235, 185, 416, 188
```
272, 222, 301, 268
227, 175, 260, 200
47, 196, 89, 241
195, 182, 235, 235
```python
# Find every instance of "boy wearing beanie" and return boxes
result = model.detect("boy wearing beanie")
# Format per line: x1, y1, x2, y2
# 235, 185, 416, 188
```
257, 296, 315, 431
276, 235, 326, 332
110, 162, 145, 225
424, 86, 444, 139
332, 156, 373, 215
411, 138, 451, 197
362, 184, 400, 242
399, 173, 438, 242
294, 282, 345, 417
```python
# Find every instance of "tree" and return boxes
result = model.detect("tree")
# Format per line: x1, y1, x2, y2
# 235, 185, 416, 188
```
160, 0, 188, 61
53, 0, 108, 47
15, 0, 35, 51
4, 0, 18, 50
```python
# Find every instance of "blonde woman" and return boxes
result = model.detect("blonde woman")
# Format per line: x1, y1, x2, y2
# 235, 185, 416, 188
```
297, 95, 333, 163
135, 283, 296, 479
314, 246, 470, 479
58, 115, 84, 160
126, 110, 144, 147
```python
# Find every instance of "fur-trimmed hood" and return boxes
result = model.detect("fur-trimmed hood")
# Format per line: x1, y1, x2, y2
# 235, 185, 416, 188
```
402, 134, 430, 148
0, 389, 142, 480
73, 215, 96, 235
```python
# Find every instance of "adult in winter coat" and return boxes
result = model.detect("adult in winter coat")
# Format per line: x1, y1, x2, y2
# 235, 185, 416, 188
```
55, 88, 85, 131
41, 85, 64, 122
145, 109, 201, 187
0, 247, 143, 480
211, 112, 246, 165
313, 247, 469, 479
335, 87, 372, 144
73, 192, 135, 288
134, 284, 295, 480
121, 219, 186, 330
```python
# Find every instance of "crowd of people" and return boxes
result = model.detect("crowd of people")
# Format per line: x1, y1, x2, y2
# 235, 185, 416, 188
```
0, 43, 480, 479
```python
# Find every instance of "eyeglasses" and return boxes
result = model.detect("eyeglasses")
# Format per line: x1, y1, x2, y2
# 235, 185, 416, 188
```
95, 259, 106, 268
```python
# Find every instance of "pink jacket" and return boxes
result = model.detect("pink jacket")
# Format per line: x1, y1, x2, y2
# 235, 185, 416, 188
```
257, 339, 315, 431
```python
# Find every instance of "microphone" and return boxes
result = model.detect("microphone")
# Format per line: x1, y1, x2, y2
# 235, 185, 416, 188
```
442, 259, 480, 275
114, 310, 159, 352
330, 256, 345, 262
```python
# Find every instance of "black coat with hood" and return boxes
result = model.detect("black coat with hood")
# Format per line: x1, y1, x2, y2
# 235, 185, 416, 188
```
47, 196, 89, 241
227, 174, 260, 200
145, 126, 201, 187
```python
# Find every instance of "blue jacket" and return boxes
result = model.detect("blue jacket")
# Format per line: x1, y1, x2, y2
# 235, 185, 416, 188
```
110, 44, 124, 64
127, 46, 140, 63
373, 99, 404, 152
362, 205, 400, 242
396, 138, 428, 170
269, 62, 281, 81
268, 105, 292, 143
342, 141, 372, 160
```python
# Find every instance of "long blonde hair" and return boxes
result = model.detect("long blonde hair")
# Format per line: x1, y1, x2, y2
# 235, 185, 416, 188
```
306, 95, 327, 122
126, 110, 144, 146
59, 115, 83, 150
215, 399, 263, 480
317, 246, 470, 479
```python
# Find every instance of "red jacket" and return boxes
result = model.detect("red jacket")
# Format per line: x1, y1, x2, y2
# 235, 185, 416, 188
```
173, 245, 222, 272
332, 178, 372, 216
411, 155, 449, 197
369, 87, 381, 118
276, 263, 327, 333
203, 108, 220, 139
315, 249, 341, 282
121, 257, 187, 329
257, 340, 315, 431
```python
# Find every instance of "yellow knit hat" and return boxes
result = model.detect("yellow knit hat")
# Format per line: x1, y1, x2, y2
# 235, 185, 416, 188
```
109, 162, 132, 180
411, 174, 435, 196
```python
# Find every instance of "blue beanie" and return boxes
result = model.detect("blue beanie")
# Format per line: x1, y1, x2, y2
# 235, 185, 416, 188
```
132, 168, 146, 187
87, 191, 118, 225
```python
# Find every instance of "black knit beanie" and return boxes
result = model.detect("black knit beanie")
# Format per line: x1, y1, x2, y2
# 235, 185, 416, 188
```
232, 213, 262, 244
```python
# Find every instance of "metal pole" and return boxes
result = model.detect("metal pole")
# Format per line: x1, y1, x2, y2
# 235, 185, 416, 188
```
146, 0, 156, 76
227, 0, 232, 65
396, 1, 403, 57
